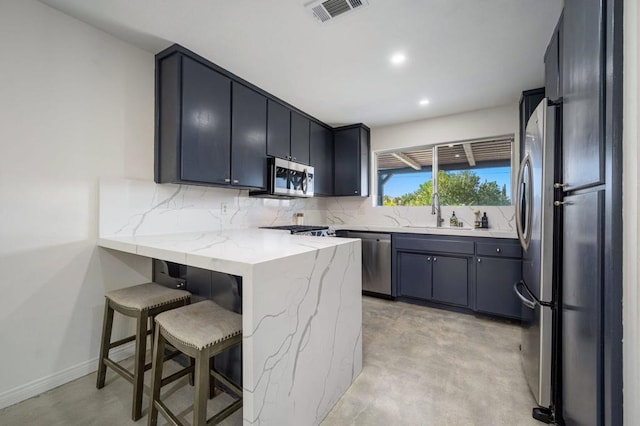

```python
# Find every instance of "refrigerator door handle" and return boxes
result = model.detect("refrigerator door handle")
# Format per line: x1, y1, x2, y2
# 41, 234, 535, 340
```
515, 154, 533, 251
514, 280, 537, 309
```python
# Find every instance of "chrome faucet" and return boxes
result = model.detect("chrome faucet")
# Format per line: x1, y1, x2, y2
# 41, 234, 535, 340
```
431, 192, 444, 227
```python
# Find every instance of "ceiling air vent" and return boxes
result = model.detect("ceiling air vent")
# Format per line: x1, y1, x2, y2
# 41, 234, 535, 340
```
306, 0, 369, 23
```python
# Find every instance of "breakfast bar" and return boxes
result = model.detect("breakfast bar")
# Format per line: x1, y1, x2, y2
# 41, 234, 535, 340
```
98, 229, 362, 425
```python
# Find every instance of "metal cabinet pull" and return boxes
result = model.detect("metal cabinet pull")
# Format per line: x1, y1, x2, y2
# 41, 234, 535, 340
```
426, 257, 431, 261
477, 258, 482, 263
433, 257, 437, 262
554, 201, 567, 206
224, 178, 231, 183
233, 179, 239, 184
496, 248, 501, 253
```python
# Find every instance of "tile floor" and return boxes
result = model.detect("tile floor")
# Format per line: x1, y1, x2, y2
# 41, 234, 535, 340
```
0, 297, 539, 425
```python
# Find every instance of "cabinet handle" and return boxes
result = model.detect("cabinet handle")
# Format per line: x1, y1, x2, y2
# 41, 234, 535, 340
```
554, 182, 568, 189
233, 179, 239, 184
224, 178, 231, 183
433, 257, 437, 262
496, 248, 501, 253
478, 258, 482, 263
427, 257, 431, 261
354, 190, 358, 194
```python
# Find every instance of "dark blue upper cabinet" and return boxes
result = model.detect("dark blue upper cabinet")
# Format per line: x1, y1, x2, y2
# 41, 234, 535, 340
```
231, 83, 267, 189
156, 54, 232, 185
290, 112, 310, 165
334, 124, 370, 197
266, 100, 290, 161
309, 122, 334, 196
562, 0, 603, 189
181, 57, 232, 185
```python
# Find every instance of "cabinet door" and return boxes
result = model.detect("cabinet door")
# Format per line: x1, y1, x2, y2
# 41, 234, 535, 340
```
561, 190, 604, 425
334, 127, 360, 196
476, 257, 522, 319
290, 112, 310, 165
431, 256, 468, 307
544, 18, 562, 102
266, 100, 290, 160
309, 122, 333, 195
359, 127, 370, 197
397, 252, 432, 300
562, 0, 604, 189
231, 83, 267, 189
180, 56, 231, 184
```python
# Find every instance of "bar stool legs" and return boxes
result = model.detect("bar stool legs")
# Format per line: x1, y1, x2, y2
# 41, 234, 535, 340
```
95, 283, 190, 421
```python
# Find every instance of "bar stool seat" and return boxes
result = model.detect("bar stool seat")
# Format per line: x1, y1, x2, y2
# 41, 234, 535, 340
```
96, 282, 191, 421
148, 300, 243, 426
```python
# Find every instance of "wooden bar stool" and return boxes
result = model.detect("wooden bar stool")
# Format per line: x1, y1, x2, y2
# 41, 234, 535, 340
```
96, 282, 191, 421
148, 300, 243, 426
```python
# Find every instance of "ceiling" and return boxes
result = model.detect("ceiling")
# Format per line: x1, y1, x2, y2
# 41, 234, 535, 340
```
38, 0, 563, 128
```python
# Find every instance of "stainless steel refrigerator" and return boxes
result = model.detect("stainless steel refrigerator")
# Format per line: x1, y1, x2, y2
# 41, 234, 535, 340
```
514, 98, 559, 418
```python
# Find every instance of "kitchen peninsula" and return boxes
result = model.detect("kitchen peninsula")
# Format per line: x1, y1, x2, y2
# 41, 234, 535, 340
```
98, 180, 362, 425
99, 230, 362, 425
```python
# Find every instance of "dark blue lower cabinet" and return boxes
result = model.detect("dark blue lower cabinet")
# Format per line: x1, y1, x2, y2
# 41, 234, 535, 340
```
476, 257, 523, 319
397, 252, 469, 307
397, 252, 432, 299
431, 256, 469, 307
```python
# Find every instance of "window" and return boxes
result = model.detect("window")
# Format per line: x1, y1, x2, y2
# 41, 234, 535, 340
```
376, 137, 513, 206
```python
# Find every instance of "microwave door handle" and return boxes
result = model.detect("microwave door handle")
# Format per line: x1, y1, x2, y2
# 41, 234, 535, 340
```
302, 169, 308, 194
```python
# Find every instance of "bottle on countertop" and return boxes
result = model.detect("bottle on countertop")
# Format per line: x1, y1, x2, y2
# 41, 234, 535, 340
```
474, 210, 482, 229
295, 212, 304, 226
481, 212, 489, 229
450, 211, 458, 227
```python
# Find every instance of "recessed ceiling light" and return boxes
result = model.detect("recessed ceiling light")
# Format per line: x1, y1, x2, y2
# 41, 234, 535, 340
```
419, 99, 430, 106
390, 52, 406, 65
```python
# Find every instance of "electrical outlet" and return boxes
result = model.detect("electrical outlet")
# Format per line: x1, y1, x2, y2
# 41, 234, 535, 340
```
221, 202, 228, 215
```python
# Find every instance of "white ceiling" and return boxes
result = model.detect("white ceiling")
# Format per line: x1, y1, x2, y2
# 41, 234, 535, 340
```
38, 0, 563, 127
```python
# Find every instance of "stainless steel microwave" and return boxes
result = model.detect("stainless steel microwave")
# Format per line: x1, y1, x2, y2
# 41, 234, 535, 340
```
250, 157, 314, 198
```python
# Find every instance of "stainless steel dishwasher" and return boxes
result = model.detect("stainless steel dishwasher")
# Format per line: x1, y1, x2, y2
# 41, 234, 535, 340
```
338, 231, 392, 296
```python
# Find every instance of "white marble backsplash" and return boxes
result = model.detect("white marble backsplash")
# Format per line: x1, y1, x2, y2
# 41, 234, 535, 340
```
100, 178, 516, 237
99, 178, 327, 237
325, 197, 516, 232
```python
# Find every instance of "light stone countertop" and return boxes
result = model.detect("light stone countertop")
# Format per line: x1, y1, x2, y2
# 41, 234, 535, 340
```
98, 228, 359, 276
329, 224, 518, 239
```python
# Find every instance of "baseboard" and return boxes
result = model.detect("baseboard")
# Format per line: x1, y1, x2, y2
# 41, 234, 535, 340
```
0, 342, 136, 410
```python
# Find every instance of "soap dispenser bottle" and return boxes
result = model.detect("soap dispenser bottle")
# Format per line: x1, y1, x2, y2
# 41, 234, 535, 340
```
450, 211, 458, 227
481, 212, 489, 229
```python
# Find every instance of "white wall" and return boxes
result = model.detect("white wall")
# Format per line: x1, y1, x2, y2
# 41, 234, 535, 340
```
0, 0, 154, 407
623, 0, 640, 422
371, 103, 519, 153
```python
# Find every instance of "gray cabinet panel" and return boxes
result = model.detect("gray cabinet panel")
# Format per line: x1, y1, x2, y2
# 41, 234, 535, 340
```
180, 56, 231, 185
562, 0, 604, 189
431, 256, 468, 307
476, 241, 521, 258
309, 122, 333, 195
231, 83, 267, 189
398, 252, 432, 300
476, 257, 522, 319
562, 190, 604, 425
266, 100, 290, 160
334, 125, 369, 196
290, 112, 310, 165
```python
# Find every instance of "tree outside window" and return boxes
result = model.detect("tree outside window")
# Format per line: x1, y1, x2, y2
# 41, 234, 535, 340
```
377, 138, 513, 207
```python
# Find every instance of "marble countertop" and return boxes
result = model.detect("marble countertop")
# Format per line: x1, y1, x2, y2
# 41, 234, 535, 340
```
329, 224, 518, 239
98, 228, 358, 276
